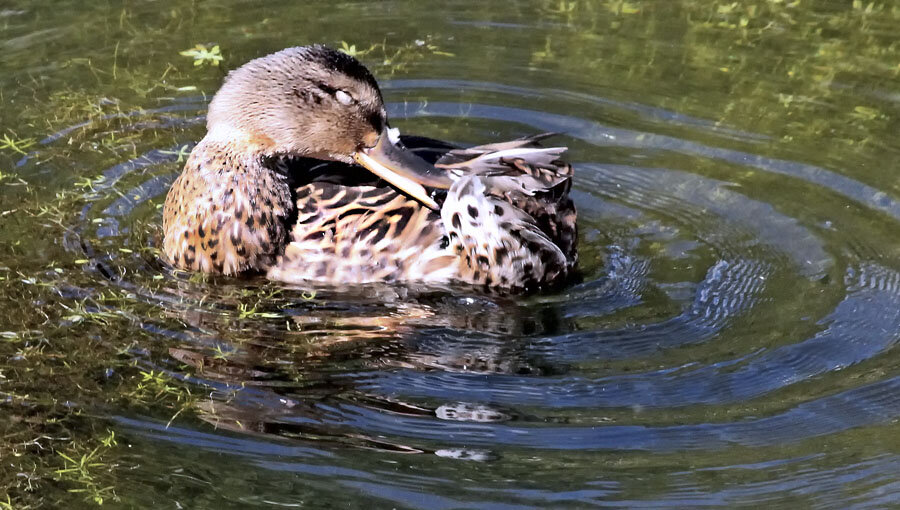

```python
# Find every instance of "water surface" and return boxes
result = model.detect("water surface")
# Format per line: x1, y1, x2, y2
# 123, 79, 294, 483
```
2, 0, 900, 508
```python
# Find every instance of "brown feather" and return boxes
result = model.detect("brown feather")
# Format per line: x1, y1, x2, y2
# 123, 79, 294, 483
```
163, 139, 293, 274
161, 46, 577, 290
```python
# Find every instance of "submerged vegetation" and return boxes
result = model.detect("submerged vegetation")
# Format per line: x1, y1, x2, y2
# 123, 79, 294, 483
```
0, 133, 36, 155
0, 0, 898, 507
338, 37, 456, 75
178, 44, 224, 67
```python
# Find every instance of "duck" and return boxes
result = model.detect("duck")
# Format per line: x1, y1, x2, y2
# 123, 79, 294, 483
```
162, 45, 577, 291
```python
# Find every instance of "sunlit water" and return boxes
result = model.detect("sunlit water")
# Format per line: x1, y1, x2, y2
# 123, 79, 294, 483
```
2, 0, 900, 507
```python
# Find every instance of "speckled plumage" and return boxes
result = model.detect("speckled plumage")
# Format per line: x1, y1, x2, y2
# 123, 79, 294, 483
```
162, 45, 577, 290
163, 138, 294, 274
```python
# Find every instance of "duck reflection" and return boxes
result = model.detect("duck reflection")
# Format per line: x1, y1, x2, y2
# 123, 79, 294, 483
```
162, 283, 568, 453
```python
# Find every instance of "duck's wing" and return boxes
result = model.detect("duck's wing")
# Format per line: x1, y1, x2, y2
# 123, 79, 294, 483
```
437, 134, 578, 289
436, 133, 569, 184
267, 183, 455, 285
400, 134, 459, 164
270, 134, 576, 290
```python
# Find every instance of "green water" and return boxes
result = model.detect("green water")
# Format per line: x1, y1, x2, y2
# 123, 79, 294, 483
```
2, 0, 900, 508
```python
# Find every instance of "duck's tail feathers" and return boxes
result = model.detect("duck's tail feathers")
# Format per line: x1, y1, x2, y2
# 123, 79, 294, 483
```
442, 176, 570, 290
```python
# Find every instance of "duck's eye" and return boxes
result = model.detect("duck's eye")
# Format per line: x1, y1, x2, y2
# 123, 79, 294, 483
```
335, 90, 354, 106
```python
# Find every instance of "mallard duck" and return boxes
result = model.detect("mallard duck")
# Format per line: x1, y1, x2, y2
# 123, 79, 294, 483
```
163, 45, 576, 290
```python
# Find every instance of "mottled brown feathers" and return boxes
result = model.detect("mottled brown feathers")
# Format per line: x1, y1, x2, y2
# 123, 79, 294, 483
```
163, 139, 293, 275
267, 184, 453, 284
161, 45, 577, 290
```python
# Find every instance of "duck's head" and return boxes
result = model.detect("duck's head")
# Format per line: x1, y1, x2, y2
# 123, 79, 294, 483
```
206, 44, 450, 209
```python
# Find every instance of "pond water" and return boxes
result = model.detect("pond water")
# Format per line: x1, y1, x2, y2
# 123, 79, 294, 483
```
2, 0, 900, 507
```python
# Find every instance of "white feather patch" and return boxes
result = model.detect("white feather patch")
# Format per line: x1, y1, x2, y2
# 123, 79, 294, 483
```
387, 126, 401, 145
472, 147, 565, 162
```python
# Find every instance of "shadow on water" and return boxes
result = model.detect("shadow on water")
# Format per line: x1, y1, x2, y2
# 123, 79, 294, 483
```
3, 0, 900, 507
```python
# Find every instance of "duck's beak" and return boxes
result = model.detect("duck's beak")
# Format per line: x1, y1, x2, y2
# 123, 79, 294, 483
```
354, 131, 452, 211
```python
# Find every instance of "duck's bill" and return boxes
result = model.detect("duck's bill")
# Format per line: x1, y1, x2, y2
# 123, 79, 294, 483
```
354, 132, 452, 211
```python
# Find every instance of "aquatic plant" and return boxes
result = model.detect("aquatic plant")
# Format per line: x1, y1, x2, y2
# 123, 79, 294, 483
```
158, 144, 191, 163
337, 40, 377, 58
178, 44, 224, 67
54, 430, 119, 505
0, 133, 35, 155
338, 38, 455, 75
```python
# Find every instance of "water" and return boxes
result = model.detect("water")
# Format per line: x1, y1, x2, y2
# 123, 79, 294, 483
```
2, 0, 900, 507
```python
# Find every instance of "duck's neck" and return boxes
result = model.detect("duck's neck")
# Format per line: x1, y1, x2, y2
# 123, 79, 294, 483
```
162, 133, 296, 275
204, 122, 279, 154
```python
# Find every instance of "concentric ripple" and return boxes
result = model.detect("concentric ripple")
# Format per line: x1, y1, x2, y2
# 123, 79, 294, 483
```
47, 75, 900, 508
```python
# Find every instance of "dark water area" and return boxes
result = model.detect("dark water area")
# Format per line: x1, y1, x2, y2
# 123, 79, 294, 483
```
2, 0, 900, 508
